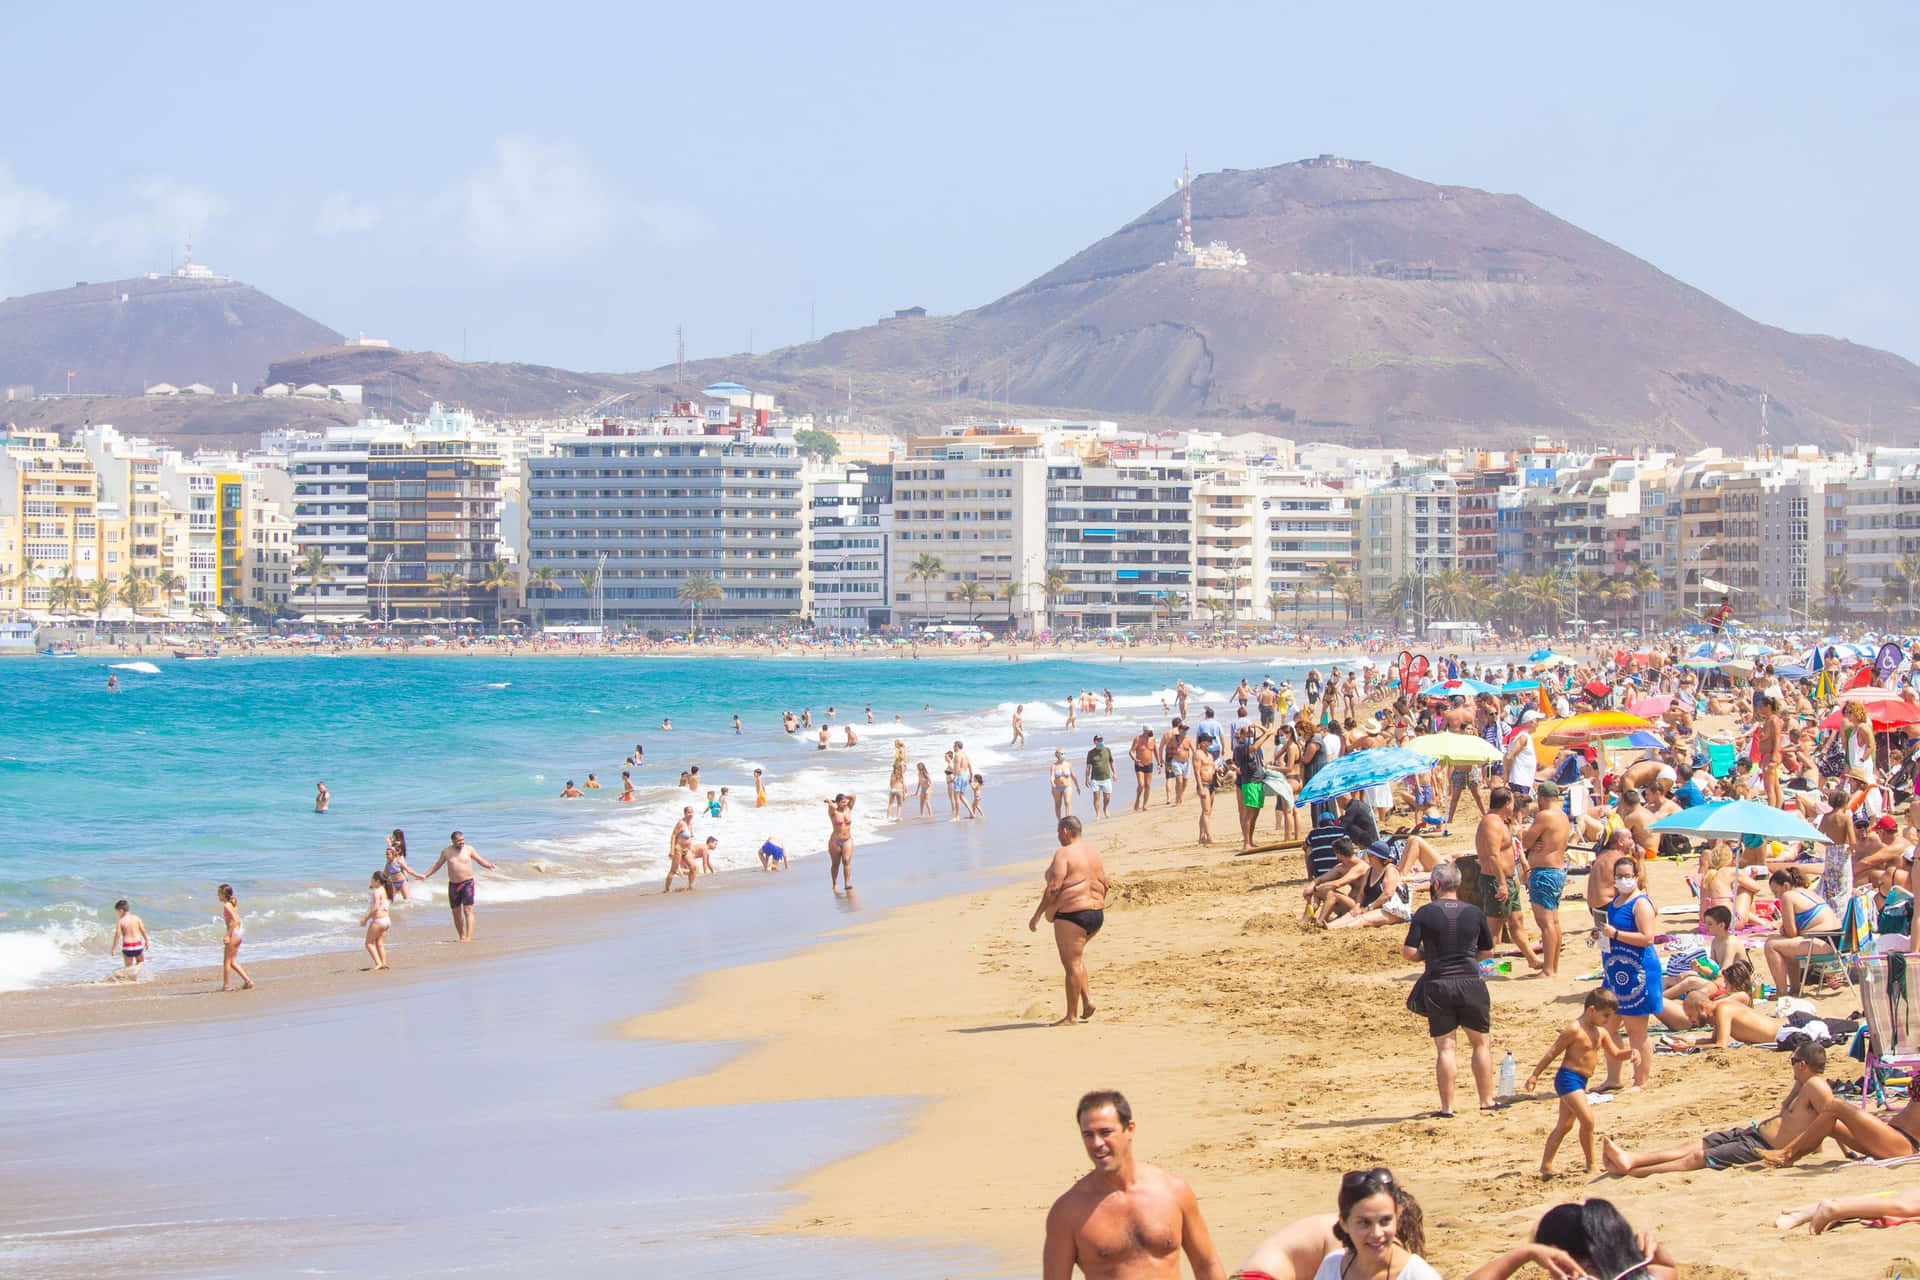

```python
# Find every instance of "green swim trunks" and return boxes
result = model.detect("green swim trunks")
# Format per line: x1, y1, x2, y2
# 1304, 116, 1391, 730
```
1482, 872, 1521, 916
1240, 781, 1265, 809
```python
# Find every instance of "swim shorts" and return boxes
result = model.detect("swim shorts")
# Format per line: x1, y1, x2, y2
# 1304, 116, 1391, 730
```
1421, 975, 1492, 1037
448, 877, 476, 908
122, 946, 144, 961
1527, 867, 1568, 910
1169, 759, 1190, 779
1240, 781, 1265, 809
1481, 873, 1521, 917
1135, 763, 1154, 776
1054, 907, 1104, 937
1090, 778, 1112, 795
1702, 1124, 1773, 1169
1553, 1067, 1588, 1097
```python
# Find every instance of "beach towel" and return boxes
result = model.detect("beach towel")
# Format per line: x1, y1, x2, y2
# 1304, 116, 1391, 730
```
1707, 742, 1737, 779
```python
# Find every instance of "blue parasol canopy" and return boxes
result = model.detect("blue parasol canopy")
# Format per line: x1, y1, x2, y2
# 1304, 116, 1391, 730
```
1296, 746, 1440, 806
1646, 799, 1826, 843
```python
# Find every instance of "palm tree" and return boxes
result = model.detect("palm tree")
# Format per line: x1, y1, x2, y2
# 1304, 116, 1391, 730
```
48, 565, 81, 613
1890, 549, 1920, 622
433, 569, 464, 622
527, 566, 559, 630
1429, 567, 1470, 621
152, 569, 184, 617
1823, 565, 1857, 623
1337, 578, 1364, 626
1628, 563, 1660, 633
907, 553, 944, 623
86, 576, 114, 626
1201, 596, 1232, 631
677, 571, 722, 635
6, 554, 39, 619
118, 570, 153, 617
1000, 579, 1024, 634
573, 568, 600, 627
480, 558, 515, 624
956, 579, 986, 624
1155, 589, 1186, 635
297, 547, 333, 614
1040, 564, 1069, 632
1315, 562, 1355, 624
1268, 591, 1286, 625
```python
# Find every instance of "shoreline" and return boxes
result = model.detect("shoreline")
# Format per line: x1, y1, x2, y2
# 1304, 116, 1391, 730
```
619, 797, 1890, 1280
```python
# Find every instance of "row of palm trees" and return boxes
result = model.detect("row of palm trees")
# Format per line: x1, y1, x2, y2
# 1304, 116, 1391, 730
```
903, 554, 1077, 628
5, 556, 192, 622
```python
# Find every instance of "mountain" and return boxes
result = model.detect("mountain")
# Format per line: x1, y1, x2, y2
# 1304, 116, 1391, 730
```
0, 273, 343, 398
266, 346, 653, 419
691, 157, 1920, 450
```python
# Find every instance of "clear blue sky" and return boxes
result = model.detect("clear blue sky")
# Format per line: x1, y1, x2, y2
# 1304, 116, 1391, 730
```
3, 2, 1915, 374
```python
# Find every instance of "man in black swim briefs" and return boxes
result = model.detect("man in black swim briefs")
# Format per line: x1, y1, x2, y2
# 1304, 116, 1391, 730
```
1029, 816, 1110, 1026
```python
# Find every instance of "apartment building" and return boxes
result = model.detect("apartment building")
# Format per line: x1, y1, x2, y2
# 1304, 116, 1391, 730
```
524, 420, 805, 626
0, 430, 103, 612
806, 462, 893, 632
1362, 473, 1459, 605
1189, 466, 1260, 622
890, 432, 1047, 631
1046, 457, 1192, 630
1261, 478, 1359, 623
290, 426, 374, 619
365, 409, 504, 622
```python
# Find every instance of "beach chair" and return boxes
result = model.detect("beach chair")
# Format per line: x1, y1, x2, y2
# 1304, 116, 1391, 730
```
1858, 954, 1920, 1106
1706, 742, 1737, 779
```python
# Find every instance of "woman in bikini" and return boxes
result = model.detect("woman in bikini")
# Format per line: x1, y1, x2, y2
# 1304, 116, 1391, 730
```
825, 793, 857, 893
361, 871, 393, 970
1050, 749, 1079, 820
1762, 867, 1842, 996
218, 883, 253, 991
886, 758, 907, 820
384, 830, 417, 901
915, 762, 933, 816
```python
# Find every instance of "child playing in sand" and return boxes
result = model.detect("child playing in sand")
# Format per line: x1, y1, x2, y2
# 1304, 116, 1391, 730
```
1524, 988, 1633, 1177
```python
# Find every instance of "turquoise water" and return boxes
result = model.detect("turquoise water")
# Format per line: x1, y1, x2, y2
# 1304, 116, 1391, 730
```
0, 652, 1296, 988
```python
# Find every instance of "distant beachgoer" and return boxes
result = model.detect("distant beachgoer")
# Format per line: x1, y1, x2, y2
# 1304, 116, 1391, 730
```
106, 673, 118, 693
384, 830, 418, 901
888, 758, 908, 819
759, 839, 787, 871
732, 715, 742, 734
619, 771, 635, 802
1103, 688, 1114, 715
826, 793, 857, 892
361, 872, 393, 970
801, 707, 812, 728
315, 781, 329, 813
753, 768, 766, 807
865, 704, 874, 724
1193, 745, 1217, 845
665, 807, 697, 893
110, 899, 148, 968
661, 717, 672, 730
1042, 1090, 1223, 1280
560, 779, 583, 798
1012, 704, 1027, 748
418, 831, 496, 940
818, 725, 830, 751
1084, 734, 1115, 819
697, 836, 718, 875
916, 762, 933, 816
1028, 816, 1109, 1025
970, 773, 985, 817
844, 725, 858, 747
718, 786, 730, 814
1064, 695, 1077, 733
217, 883, 253, 990
686, 765, 700, 792
1051, 749, 1081, 820
583, 773, 600, 790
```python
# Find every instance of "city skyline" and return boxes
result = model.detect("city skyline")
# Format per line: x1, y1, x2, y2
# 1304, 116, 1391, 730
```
1, 3, 1917, 375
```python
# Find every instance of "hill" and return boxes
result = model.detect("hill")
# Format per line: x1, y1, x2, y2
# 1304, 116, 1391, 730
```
692, 157, 1920, 449
0, 273, 343, 398
266, 346, 654, 419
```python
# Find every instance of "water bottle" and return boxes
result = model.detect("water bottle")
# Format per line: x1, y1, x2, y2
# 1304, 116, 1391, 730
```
1498, 1052, 1517, 1100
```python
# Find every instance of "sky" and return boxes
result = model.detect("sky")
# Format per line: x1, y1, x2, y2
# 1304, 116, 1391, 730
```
3, 2, 1917, 374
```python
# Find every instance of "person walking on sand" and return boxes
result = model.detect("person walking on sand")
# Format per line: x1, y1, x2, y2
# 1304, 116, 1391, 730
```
826, 793, 857, 893
109, 898, 148, 968
384, 831, 420, 902
217, 884, 253, 990
1029, 816, 1109, 1025
315, 780, 329, 813
1524, 988, 1632, 1177
664, 807, 698, 892
1084, 733, 1115, 819
1012, 704, 1027, 748
1193, 743, 1217, 845
361, 871, 393, 970
915, 762, 933, 816
1050, 748, 1081, 820
418, 831, 497, 941
1128, 726, 1158, 812
1520, 781, 1571, 977
1042, 1090, 1225, 1280
1403, 861, 1495, 1117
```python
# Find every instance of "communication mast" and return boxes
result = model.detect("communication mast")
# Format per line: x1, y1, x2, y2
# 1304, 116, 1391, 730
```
1177, 155, 1195, 256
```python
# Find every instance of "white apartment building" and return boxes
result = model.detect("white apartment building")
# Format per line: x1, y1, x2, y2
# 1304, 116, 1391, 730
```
290, 426, 375, 618
806, 462, 893, 632
1363, 473, 1460, 610
890, 432, 1048, 631
1261, 479, 1360, 624
1045, 457, 1193, 630
156, 460, 218, 609
1190, 466, 1260, 623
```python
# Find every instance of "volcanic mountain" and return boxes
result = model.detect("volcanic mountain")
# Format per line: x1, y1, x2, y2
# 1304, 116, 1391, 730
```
699, 157, 1920, 450
0, 272, 343, 398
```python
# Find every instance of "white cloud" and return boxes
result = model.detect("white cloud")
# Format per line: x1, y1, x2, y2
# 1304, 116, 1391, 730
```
97, 177, 227, 258
0, 164, 65, 243
315, 193, 381, 236
460, 134, 611, 262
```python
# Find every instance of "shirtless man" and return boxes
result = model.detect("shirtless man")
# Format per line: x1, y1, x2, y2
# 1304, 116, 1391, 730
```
1232, 1215, 1339, 1280
1193, 746, 1217, 845
826, 793, 857, 893
1617, 787, 1657, 861
664, 807, 697, 892
560, 779, 584, 798
1175, 680, 1191, 722
1475, 789, 1539, 966
1520, 781, 1572, 976
418, 831, 497, 941
1603, 1042, 1829, 1176
1162, 720, 1192, 806
1029, 816, 1110, 1025
1762, 1086, 1920, 1167
1012, 704, 1027, 748
1129, 727, 1158, 813
818, 725, 831, 751
314, 781, 329, 813
109, 899, 148, 968
583, 773, 600, 790
1051, 749, 1081, 820
1043, 1090, 1224, 1280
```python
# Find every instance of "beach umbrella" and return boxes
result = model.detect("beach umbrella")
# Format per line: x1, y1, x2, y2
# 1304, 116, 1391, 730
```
1540, 711, 1653, 747
1647, 799, 1826, 844
1534, 653, 1577, 668
1627, 694, 1673, 718
1773, 663, 1812, 680
1401, 732, 1502, 765
1502, 679, 1541, 692
1529, 648, 1554, 662
1838, 685, 1896, 703
1295, 746, 1440, 805
1582, 679, 1612, 701
1818, 701, 1920, 730
1601, 730, 1666, 750
1426, 677, 1498, 698
1738, 642, 1778, 658
1720, 659, 1755, 677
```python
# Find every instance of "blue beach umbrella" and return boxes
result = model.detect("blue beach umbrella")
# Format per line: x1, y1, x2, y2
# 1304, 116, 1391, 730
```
1773, 663, 1812, 680
1646, 799, 1826, 843
1296, 746, 1440, 806
1601, 730, 1665, 750
1502, 679, 1541, 692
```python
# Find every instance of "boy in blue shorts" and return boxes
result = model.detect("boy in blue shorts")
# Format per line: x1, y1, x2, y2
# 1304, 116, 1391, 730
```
1524, 987, 1632, 1177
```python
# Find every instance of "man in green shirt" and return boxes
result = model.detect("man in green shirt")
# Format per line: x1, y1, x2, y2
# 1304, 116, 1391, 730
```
1084, 734, 1115, 820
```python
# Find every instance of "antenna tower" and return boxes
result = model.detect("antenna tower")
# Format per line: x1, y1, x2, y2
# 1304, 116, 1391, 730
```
1177, 155, 1195, 255
1758, 391, 1770, 458
675, 326, 685, 385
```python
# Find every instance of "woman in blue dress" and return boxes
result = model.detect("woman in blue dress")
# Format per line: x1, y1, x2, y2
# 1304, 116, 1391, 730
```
1599, 859, 1662, 1091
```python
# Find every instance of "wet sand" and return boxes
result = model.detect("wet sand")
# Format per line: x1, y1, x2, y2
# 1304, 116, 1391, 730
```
622, 796, 1900, 1280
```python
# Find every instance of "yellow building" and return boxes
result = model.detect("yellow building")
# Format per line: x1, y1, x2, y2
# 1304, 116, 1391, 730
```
0, 429, 104, 613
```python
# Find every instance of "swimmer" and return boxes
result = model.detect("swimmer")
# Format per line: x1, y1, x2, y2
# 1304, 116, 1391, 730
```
583, 773, 600, 789
826, 793, 857, 893
106, 673, 119, 693
560, 779, 584, 798
865, 704, 874, 724
706, 789, 722, 818
1012, 704, 1027, 748
315, 781, 329, 813
732, 715, 742, 734
384, 831, 419, 900
818, 725, 830, 751
109, 899, 148, 968
753, 768, 767, 807
661, 717, 672, 731
718, 786, 730, 814
686, 765, 701, 793
619, 771, 635, 802
697, 836, 717, 875
844, 725, 858, 747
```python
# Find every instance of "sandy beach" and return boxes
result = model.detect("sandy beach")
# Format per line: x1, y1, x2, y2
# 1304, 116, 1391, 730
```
622, 798, 1909, 1280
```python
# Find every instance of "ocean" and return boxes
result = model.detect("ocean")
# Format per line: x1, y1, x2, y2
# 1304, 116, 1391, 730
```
0, 651, 1320, 990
